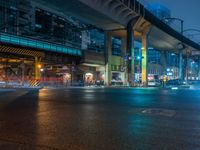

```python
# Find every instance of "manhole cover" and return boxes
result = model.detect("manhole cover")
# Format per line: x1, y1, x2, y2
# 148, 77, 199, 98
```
142, 108, 176, 117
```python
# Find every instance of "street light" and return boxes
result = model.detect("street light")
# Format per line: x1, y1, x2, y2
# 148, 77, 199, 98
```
136, 56, 141, 60
162, 17, 184, 34
37, 64, 42, 69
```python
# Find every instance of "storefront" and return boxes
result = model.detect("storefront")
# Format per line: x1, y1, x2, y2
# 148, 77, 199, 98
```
78, 65, 105, 86
85, 72, 94, 85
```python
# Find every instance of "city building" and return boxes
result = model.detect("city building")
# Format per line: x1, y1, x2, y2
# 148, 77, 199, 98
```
147, 3, 171, 20
0, 0, 199, 87
0, 0, 108, 86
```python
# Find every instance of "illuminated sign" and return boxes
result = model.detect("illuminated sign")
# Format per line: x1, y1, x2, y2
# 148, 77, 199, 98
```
0, 32, 82, 56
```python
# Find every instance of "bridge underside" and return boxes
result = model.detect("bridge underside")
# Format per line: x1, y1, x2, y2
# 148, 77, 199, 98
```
33, 0, 199, 53
32, 0, 129, 30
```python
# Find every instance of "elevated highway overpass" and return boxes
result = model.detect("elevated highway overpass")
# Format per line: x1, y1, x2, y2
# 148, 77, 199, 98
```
1, 0, 199, 86
33, 0, 200, 51
32, 0, 200, 85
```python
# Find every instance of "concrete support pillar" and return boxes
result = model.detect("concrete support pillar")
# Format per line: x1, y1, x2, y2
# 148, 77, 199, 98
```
184, 55, 189, 82
121, 37, 128, 86
127, 24, 135, 86
105, 31, 112, 86
35, 57, 41, 80
178, 49, 183, 80
160, 51, 167, 76
20, 60, 25, 85
126, 16, 140, 86
141, 34, 148, 86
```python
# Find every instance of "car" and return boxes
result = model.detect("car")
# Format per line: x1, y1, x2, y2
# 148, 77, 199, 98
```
166, 79, 190, 89
148, 80, 161, 87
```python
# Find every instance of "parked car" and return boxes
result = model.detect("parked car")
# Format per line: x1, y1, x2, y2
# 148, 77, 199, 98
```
148, 80, 161, 87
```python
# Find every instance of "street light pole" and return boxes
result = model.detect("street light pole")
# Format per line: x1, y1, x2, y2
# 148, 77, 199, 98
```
181, 20, 184, 34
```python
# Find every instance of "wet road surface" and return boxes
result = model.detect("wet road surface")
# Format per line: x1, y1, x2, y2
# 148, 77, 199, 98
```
0, 87, 200, 150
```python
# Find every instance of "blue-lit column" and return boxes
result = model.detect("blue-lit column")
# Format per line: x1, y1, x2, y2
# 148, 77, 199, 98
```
105, 31, 112, 86
178, 49, 183, 80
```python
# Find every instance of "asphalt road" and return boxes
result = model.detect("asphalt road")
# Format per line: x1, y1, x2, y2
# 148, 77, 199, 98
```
0, 87, 200, 150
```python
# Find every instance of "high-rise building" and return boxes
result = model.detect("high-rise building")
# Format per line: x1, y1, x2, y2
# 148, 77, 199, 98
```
147, 3, 171, 20
0, 0, 32, 35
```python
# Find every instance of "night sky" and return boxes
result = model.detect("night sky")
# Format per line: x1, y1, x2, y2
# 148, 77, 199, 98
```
145, 0, 200, 30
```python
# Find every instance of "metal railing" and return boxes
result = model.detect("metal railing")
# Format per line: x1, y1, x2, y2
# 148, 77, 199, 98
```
119, 0, 145, 17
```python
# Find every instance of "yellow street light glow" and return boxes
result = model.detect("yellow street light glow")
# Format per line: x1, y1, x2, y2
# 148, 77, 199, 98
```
38, 64, 42, 69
